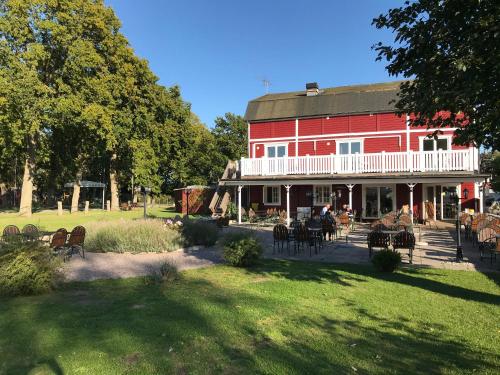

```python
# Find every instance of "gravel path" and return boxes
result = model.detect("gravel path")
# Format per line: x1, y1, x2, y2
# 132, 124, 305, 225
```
64, 246, 222, 282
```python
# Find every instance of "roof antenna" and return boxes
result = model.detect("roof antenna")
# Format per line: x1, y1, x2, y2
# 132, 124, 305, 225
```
261, 78, 271, 94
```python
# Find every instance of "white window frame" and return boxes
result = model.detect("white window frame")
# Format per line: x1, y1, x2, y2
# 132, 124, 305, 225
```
362, 184, 397, 218
262, 185, 281, 206
313, 184, 332, 206
336, 138, 364, 155
264, 143, 288, 158
419, 135, 452, 151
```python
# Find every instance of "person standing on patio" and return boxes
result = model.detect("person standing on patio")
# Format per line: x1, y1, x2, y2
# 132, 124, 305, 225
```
321, 204, 331, 219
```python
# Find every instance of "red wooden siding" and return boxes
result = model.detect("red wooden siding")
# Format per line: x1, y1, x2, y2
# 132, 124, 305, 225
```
298, 141, 315, 155
298, 118, 322, 136
364, 137, 400, 153
323, 116, 349, 133
315, 140, 336, 155
350, 115, 376, 133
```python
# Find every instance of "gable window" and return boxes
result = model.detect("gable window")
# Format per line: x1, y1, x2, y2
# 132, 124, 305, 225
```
266, 144, 287, 158
421, 137, 449, 151
337, 140, 362, 155
314, 185, 331, 206
263, 185, 281, 205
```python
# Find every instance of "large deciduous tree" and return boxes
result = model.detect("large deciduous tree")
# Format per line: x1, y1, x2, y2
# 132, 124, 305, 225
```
373, 0, 500, 149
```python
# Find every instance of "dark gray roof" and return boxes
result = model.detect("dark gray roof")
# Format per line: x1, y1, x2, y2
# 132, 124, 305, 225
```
64, 180, 106, 188
244, 81, 406, 122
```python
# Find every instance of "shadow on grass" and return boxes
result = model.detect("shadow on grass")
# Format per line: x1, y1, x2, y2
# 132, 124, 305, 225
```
0, 260, 498, 374
247, 259, 500, 306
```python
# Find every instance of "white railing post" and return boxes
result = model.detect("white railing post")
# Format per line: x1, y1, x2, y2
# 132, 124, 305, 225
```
408, 150, 413, 173
284, 156, 288, 175
437, 149, 442, 172
381, 151, 386, 173
330, 153, 335, 174
468, 146, 474, 171
240, 157, 245, 177
306, 154, 310, 175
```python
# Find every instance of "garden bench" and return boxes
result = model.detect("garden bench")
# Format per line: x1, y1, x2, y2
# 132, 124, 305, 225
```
367, 231, 390, 258
478, 227, 498, 264
391, 231, 416, 264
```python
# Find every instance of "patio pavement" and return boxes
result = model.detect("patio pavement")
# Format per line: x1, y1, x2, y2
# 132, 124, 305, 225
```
228, 222, 499, 272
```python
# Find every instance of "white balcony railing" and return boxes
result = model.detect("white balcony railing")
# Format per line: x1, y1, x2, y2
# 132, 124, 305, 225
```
240, 148, 479, 177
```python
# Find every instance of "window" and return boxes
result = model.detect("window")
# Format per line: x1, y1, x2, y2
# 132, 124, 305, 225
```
314, 185, 331, 206
338, 140, 362, 155
364, 186, 395, 218
263, 185, 281, 205
421, 137, 449, 151
266, 144, 287, 158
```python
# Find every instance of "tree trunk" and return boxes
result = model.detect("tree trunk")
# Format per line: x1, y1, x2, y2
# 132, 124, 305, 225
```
109, 153, 120, 210
71, 171, 82, 214
19, 157, 34, 217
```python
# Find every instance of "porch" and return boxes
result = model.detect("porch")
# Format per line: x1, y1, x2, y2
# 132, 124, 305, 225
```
223, 174, 486, 225
227, 222, 499, 272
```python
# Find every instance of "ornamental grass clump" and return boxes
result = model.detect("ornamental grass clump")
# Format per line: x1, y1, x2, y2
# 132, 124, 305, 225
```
223, 232, 262, 267
85, 219, 183, 253
371, 249, 402, 272
0, 243, 63, 296
182, 219, 219, 247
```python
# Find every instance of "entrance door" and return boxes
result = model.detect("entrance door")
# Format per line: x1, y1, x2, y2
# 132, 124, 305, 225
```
442, 185, 458, 220
425, 185, 441, 220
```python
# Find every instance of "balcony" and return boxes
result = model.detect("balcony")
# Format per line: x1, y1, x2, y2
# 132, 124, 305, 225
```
240, 148, 479, 177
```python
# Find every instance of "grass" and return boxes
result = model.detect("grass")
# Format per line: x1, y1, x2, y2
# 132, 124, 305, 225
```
0, 260, 498, 374
0, 206, 195, 232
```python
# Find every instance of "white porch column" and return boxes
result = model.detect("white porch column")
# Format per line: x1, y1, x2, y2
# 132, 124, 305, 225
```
285, 185, 292, 226
346, 184, 355, 210
237, 185, 243, 224
407, 183, 416, 223
440, 185, 444, 220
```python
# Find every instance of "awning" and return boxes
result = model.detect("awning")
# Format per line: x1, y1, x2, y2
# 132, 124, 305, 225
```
64, 180, 106, 188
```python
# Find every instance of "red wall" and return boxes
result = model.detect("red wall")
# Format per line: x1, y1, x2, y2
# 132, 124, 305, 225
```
249, 112, 465, 158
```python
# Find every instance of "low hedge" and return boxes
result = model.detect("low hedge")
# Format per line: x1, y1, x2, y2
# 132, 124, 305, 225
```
0, 243, 63, 296
223, 232, 262, 267
372, 249, 402, 272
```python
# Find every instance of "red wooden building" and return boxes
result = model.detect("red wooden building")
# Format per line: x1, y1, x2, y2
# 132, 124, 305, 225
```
219, 81, 487, 224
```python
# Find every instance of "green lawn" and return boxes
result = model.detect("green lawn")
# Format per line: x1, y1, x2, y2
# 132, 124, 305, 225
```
0, 260, 499, 374
0, 207, 190, 232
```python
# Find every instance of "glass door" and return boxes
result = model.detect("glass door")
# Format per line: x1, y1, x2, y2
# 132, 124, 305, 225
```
442, 186, 458, 219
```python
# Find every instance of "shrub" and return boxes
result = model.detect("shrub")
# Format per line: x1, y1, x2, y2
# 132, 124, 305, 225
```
144, 260, 179, 285
0, 243, 63, 296
182, 219, 219, 246
223, 232, 262, 267
371, 249, 402, 272
85, 219, 183, 253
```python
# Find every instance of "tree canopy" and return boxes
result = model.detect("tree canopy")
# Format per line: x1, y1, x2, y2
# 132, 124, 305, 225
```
373, 0, 500, 149
0, 0, 245, 213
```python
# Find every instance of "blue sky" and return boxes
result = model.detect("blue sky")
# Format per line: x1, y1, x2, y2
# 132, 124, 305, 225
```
105, 0, 402, 127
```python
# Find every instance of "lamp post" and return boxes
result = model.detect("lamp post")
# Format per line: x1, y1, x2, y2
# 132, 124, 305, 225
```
141, 186, 151, 219
449, 187, 469, 262
185, 188, 192, 218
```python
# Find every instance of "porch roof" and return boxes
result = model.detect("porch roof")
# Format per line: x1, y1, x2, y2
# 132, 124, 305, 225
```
221, 172, 488, 186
